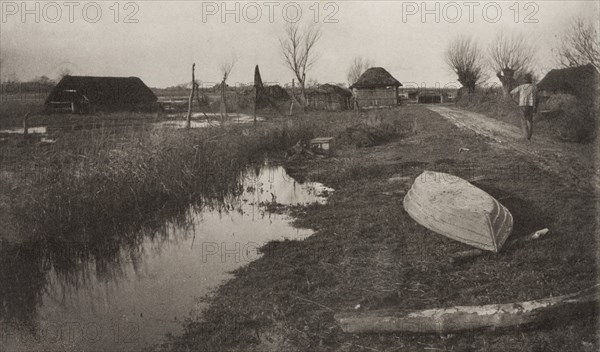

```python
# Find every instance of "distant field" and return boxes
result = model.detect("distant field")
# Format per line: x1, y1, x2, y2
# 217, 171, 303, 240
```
0, 89, 237, 125
0, 89, 260, 129
0, 92, 47, 120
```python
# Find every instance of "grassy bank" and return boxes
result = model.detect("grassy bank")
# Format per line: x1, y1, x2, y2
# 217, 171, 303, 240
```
157, 106, 597, 352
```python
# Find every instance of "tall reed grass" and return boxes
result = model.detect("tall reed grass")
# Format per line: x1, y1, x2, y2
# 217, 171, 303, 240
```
2, 109, 407, 244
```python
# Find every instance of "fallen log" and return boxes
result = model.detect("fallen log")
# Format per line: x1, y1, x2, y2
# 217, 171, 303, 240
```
335, 284, 599, 334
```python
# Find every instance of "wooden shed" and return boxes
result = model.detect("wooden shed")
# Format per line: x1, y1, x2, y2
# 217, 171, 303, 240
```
45, 75, 158, 113
350, 67, 402, 108
307, 84, 353, 111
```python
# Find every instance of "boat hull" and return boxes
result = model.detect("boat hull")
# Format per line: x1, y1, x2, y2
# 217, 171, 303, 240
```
403, 171, 513, 252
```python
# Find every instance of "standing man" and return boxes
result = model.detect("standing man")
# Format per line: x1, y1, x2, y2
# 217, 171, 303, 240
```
510, 74, 538, 141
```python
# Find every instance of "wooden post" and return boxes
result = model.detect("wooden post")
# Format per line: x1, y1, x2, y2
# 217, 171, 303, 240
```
186, 63, 196, 129
253, 65, 264, 126
353, 89, 360, 117
253, 92, 257, 125
23, 113, 30, 139
300, 73, 306, 112
220, 79, 227, 125
193, 82, 203, 120
289, 79, 295, 116
412, 114, 417, 134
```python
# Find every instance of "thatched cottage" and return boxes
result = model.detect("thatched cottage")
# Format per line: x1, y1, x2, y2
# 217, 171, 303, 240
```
45, 75, 158, 113
537, 64, 599, 99
350, 67, 402, 108
307, 84, 353, 111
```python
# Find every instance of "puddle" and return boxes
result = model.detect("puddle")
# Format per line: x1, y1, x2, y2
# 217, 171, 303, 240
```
0, 126, 47, 134
0, 114, 263, 136
39, 137, 57, 144
156, 120, 220, 129
0, 165, 331, 352
159, 113, 265, 129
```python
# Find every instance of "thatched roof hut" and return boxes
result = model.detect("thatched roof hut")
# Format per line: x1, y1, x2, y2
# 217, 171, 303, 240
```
263, 85, 290, 100
237, 84, 291, 113
308, 83, 351, 96
350, 67, 402, 89
538, 64, 599, 98
349, 67, 402, 108
45, 75, 157, 113
307, 84, 353, 111
240, 84, 290, 102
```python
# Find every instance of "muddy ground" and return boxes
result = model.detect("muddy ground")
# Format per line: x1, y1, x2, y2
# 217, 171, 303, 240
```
159, 105, 598, 352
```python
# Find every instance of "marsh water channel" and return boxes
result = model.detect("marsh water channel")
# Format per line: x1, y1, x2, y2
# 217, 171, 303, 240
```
1, 164, 332, 352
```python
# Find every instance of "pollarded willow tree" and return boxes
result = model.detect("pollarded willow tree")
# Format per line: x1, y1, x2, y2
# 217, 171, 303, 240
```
488, 31, 537, 95
555, 16, 600, 70
347, 56, 374, 86
445, 36, 485, 93
279, 21, 322, 107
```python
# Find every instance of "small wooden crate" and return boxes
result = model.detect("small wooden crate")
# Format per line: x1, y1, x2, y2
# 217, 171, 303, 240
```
310, 137, 334, 156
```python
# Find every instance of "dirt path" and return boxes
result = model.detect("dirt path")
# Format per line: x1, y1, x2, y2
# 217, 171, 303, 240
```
428, 105, 599, 192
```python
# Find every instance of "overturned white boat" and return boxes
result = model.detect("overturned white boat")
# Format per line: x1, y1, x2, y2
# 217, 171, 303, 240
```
403, 171, 513, 252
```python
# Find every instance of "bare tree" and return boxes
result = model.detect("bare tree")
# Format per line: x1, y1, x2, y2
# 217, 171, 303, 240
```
220, 54, 238, 83
59, 67, 72, 79
306, 78, 319, 89
488, 31, 536, 95
279, 21, 322, 107
445, 36, 485, 93
219, 54, 238, 121
347, 56, 374, 86
555, 16, 600, 69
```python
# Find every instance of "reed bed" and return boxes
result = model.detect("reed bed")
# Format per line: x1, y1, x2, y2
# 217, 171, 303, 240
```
1, 109, 405, 244
0, 109, 406, 327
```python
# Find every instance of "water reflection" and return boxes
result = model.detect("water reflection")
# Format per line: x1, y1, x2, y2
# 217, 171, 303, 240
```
0, 165, 331, 351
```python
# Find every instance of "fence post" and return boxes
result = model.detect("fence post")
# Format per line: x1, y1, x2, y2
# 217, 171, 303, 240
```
186, 63, 196, 129
289, 79, 295, 116
23, 113, 30, 139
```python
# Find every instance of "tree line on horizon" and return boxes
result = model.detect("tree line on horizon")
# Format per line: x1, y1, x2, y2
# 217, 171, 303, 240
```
443, 15, 599, 95
2, 15, 597, 99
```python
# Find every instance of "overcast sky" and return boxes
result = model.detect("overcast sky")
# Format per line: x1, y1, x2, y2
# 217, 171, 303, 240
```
1, 1, 598, 88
